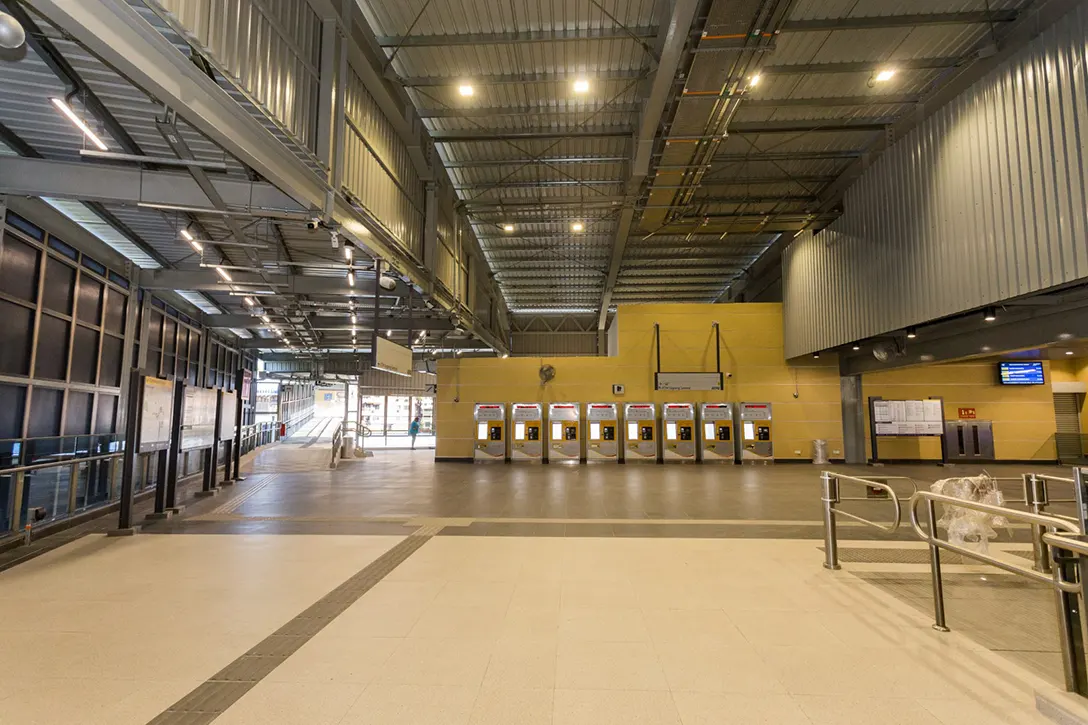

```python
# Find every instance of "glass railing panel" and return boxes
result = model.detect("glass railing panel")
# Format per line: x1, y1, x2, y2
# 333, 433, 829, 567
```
21, 464, 71, 527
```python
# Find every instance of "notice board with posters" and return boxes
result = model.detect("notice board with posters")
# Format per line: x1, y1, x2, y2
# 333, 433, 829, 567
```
139, 376, 173, 452
181, 387, 218, 451
870, 398, 944, 437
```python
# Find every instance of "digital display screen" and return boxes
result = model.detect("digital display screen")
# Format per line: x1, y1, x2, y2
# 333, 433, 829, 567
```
704, 423, 714, 440
590, 422, 600, 440
628, 422, 638, 440
743, 421, 755, 441
666, 422, 677, 440
515, 422, 525, 440
999, 361, 1045, 385
552, 423, 562, 440
477, 423, 487, 439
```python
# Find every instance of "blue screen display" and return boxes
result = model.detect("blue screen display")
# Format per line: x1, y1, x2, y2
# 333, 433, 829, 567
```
998, 361, 1045, 385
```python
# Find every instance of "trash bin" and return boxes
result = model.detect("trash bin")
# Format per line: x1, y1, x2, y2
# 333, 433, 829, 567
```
812, 439, 829, 465
342, 435, 355, 458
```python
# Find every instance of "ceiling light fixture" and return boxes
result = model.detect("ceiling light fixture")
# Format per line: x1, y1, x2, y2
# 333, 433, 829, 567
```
386, 329, 393, 338
874, 69, 897, 82
261, 315, 270, 323
243, 297, 255, 306
503, 224, 515, 232
51, 98, 108, 151
347, 270, 354, 287
344, 245, 353, 261
812, 352, 820, 359
905, 326, 917, 339
351, 314, 357, 324
187, 239, 203, 253
1066, 350, 1075, 356
180, 229, 193, 241
748, 73, 761, 87
215, 266, 232, 282
852, 345, 860, 351
983, 306, 997, 322
573, 78, 590, 94
458, 84, 474, 97
571, 222, 584, 232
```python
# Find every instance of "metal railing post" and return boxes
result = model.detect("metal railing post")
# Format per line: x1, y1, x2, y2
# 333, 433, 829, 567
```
925, 498, 950, 632
11, 471, 25, 534
1025, 473, 1053, 573
821, 471, 841, 570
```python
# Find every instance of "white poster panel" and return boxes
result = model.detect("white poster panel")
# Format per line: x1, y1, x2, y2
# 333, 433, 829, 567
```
219, 391, 238, 439
923, 399, 943, 422
139, 377, 173, 452
182, 387, 218, 450
375, 337, 413, 377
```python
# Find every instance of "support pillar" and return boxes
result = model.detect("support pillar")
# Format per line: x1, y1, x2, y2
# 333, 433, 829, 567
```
163, 379, 186, 514
840, 374, 865, 464
111, 368, 144, 535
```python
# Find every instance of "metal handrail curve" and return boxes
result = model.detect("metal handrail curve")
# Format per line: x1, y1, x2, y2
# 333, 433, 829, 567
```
820, 471, 918, 570
0, 451, 124, 477
908, 490, 1081, 593
329, 420, 344, 470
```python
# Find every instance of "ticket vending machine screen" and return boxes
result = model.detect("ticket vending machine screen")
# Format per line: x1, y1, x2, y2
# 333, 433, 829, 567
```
666, 422, 677, 440
590, 422, 600, 440
743, 421, 755, 440
718, 426, 731, 441
641, 425, 654, 441
679, 425, 692, 441
704, 422, 714, 440
527, 426, 539, 440
757, 425, 771, 441
602, 425, 615, 441
490, 426, 502, 440
515, 422, 525, 440
477, 423, 487, 440
628, 422, 638, 440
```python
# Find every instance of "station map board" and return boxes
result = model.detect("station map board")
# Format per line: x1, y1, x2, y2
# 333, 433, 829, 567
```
181, 388, 218, 451
872, 399, 944, 436
139, 377, 173, 452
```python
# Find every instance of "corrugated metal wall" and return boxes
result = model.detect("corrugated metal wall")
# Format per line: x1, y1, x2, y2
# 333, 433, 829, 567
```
511, 332, 598, 357
154, 0, 320, 151
783, 5, 1088, 359
357, 368, 436, 395
343, 69, 425, 259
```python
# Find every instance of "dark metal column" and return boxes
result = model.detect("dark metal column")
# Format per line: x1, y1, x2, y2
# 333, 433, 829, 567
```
164, 379, 186, 512
840, 374, 865, 464
113, 368, 144, 534
231, 368, 245, 481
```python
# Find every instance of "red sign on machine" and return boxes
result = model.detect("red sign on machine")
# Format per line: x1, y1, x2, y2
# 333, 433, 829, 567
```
958, 407, 977, 419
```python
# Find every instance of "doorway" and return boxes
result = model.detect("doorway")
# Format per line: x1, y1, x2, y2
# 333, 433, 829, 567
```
1053, 393, 1084, 463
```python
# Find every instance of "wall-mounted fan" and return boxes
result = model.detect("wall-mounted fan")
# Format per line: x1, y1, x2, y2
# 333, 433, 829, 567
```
872, 339, 906, 363
539, 364, 556, 385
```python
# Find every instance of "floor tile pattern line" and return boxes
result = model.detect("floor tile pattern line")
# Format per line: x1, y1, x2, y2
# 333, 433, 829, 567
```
209, 475, 275, 516
144, 528, 440, 725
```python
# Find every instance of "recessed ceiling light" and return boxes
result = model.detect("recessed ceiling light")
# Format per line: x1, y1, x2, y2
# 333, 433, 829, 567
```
571, 222, 584, 232
748, 74, 761, 87
503, 224, 515, 232
983, 306, 997, 322
852, 345, 860, 351
573, 78, 590, 94
458, 84, 474, 97
50, 97, 108, 151
906, 327, 917, 339
1066, 350, 1075, 356
874, 69, 896, 82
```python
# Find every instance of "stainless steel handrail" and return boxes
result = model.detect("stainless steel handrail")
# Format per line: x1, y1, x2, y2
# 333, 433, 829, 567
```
329, 420, 344, 470
1021, 472, 1079, 573
820, 471, 918, 571
0, 451, 124, 476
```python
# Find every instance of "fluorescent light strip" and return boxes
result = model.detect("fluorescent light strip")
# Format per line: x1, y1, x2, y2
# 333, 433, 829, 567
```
51, 98, 109, 151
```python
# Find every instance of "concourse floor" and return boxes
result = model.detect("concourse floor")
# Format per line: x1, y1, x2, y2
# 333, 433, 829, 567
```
0, 444, 1065, 724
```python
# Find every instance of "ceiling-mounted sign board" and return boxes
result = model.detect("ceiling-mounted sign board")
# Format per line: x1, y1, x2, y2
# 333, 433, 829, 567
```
374, 336, 412, 377
139, 376, 173, 452
655, 372, 724, 391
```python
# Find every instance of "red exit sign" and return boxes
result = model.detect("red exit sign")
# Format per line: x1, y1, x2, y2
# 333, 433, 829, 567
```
958, 407, 976, 419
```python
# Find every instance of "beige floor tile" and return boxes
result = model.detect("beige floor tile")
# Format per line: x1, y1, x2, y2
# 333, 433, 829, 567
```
266, 636, 401, 683
919, 697, 1053, 725
561, 580, 637, 610
340, 683, 478, 725
556, 640, 669, 691
434, 580, 517, 609
642, 609, 747, 648
559, 607, 650, 643
656, 642, 786, 694
793, 695, 944, 725
470, 687, 554, 725
483, 636, 558, 689
377, 637, 494, 686
730, 610, 846, 648
672, 692, 812, 725
553, 688, 681, 725
501, 605, 561, 638
216, 681, 366, 725
509, 580, 563, 611
409, 604, 509, 639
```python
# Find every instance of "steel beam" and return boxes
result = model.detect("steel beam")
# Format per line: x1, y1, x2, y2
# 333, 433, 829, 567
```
431, 127, 635, 142
740, 95, 919, 108
419, 103, 641, 119
442, 156, 627, 168
599, 0, 699, 334
780, 11, 1018, 32
0, 152, 303, 212
761, 58, 962, 75
376, 26, 657, 47
399, 69, 645, 87
205, 314, 453, 331
140, 269, 410, 297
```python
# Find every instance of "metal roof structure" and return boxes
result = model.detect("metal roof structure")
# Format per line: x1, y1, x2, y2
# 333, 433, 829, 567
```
0, 0, 1057, 356
360, 0, 1044, 327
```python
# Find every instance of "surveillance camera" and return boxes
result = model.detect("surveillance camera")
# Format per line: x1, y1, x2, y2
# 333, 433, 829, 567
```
330, 229, 340, 249
307, 218, 320, 231
726, 372, 733, 378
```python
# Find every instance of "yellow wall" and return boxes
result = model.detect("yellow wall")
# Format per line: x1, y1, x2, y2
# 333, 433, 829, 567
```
862, 361, 1058, 461
436, 303, 843, 459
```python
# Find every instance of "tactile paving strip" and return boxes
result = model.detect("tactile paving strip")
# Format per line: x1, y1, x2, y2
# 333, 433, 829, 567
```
145, 529, 438, 725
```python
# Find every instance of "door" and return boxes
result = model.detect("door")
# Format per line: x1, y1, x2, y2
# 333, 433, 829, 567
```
1053, 393, 1083, 463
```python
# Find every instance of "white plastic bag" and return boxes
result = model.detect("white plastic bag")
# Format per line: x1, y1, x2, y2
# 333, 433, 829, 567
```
930, 474, 1010, 553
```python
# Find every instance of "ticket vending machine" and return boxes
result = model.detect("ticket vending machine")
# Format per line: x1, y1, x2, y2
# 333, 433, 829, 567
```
547, 402, 581, 463
510, 403, 544, 462
738, 402, 773, 462
586, 403, 620, 462
699, 403, 735, 463
623, 403, 658, 462
661, 403, 696, 462
473, 403, 506, 463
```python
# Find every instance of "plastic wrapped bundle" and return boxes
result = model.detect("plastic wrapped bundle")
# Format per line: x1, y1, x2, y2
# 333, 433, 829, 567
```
930, 474, 1010, 552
